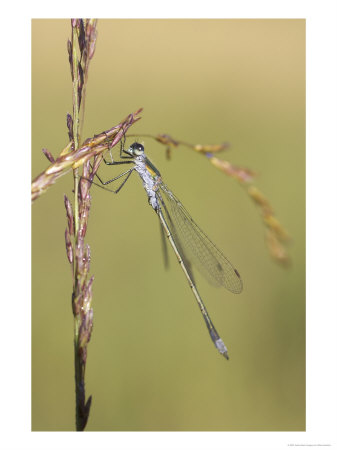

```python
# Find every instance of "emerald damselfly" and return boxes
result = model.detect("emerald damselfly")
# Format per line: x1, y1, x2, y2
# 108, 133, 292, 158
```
93, 141, 243, 359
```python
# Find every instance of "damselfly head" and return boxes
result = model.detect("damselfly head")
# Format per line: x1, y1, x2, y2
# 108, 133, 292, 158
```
126, 142, 144, 157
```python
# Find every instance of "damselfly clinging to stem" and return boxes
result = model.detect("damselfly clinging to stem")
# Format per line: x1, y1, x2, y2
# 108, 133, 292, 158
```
91, 138, 243, 359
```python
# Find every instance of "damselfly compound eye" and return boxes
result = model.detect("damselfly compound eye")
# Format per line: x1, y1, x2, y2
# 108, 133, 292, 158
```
131, 142, 144, 155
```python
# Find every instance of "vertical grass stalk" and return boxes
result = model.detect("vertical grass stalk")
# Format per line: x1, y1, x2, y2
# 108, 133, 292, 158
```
67, 19, 97, 431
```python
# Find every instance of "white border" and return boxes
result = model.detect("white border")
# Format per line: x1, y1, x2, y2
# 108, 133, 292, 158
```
1, 1, 336, 449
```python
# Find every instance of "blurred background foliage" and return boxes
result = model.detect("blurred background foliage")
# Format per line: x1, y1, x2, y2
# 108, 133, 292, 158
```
32, 19, 305, 431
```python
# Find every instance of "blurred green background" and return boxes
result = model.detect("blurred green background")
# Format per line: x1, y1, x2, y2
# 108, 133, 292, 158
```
32, 19, 305, 431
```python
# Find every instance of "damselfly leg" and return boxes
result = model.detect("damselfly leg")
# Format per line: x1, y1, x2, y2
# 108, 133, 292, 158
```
91, 135, 135, 193
93, 167, 135, 193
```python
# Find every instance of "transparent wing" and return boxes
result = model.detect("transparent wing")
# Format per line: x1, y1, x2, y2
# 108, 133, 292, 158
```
157, 184, 243, 294
158, 217, 169, 269
157, 194, 196, 285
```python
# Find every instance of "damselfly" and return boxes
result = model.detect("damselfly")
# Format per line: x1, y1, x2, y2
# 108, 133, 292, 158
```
93, 141, 243, 359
